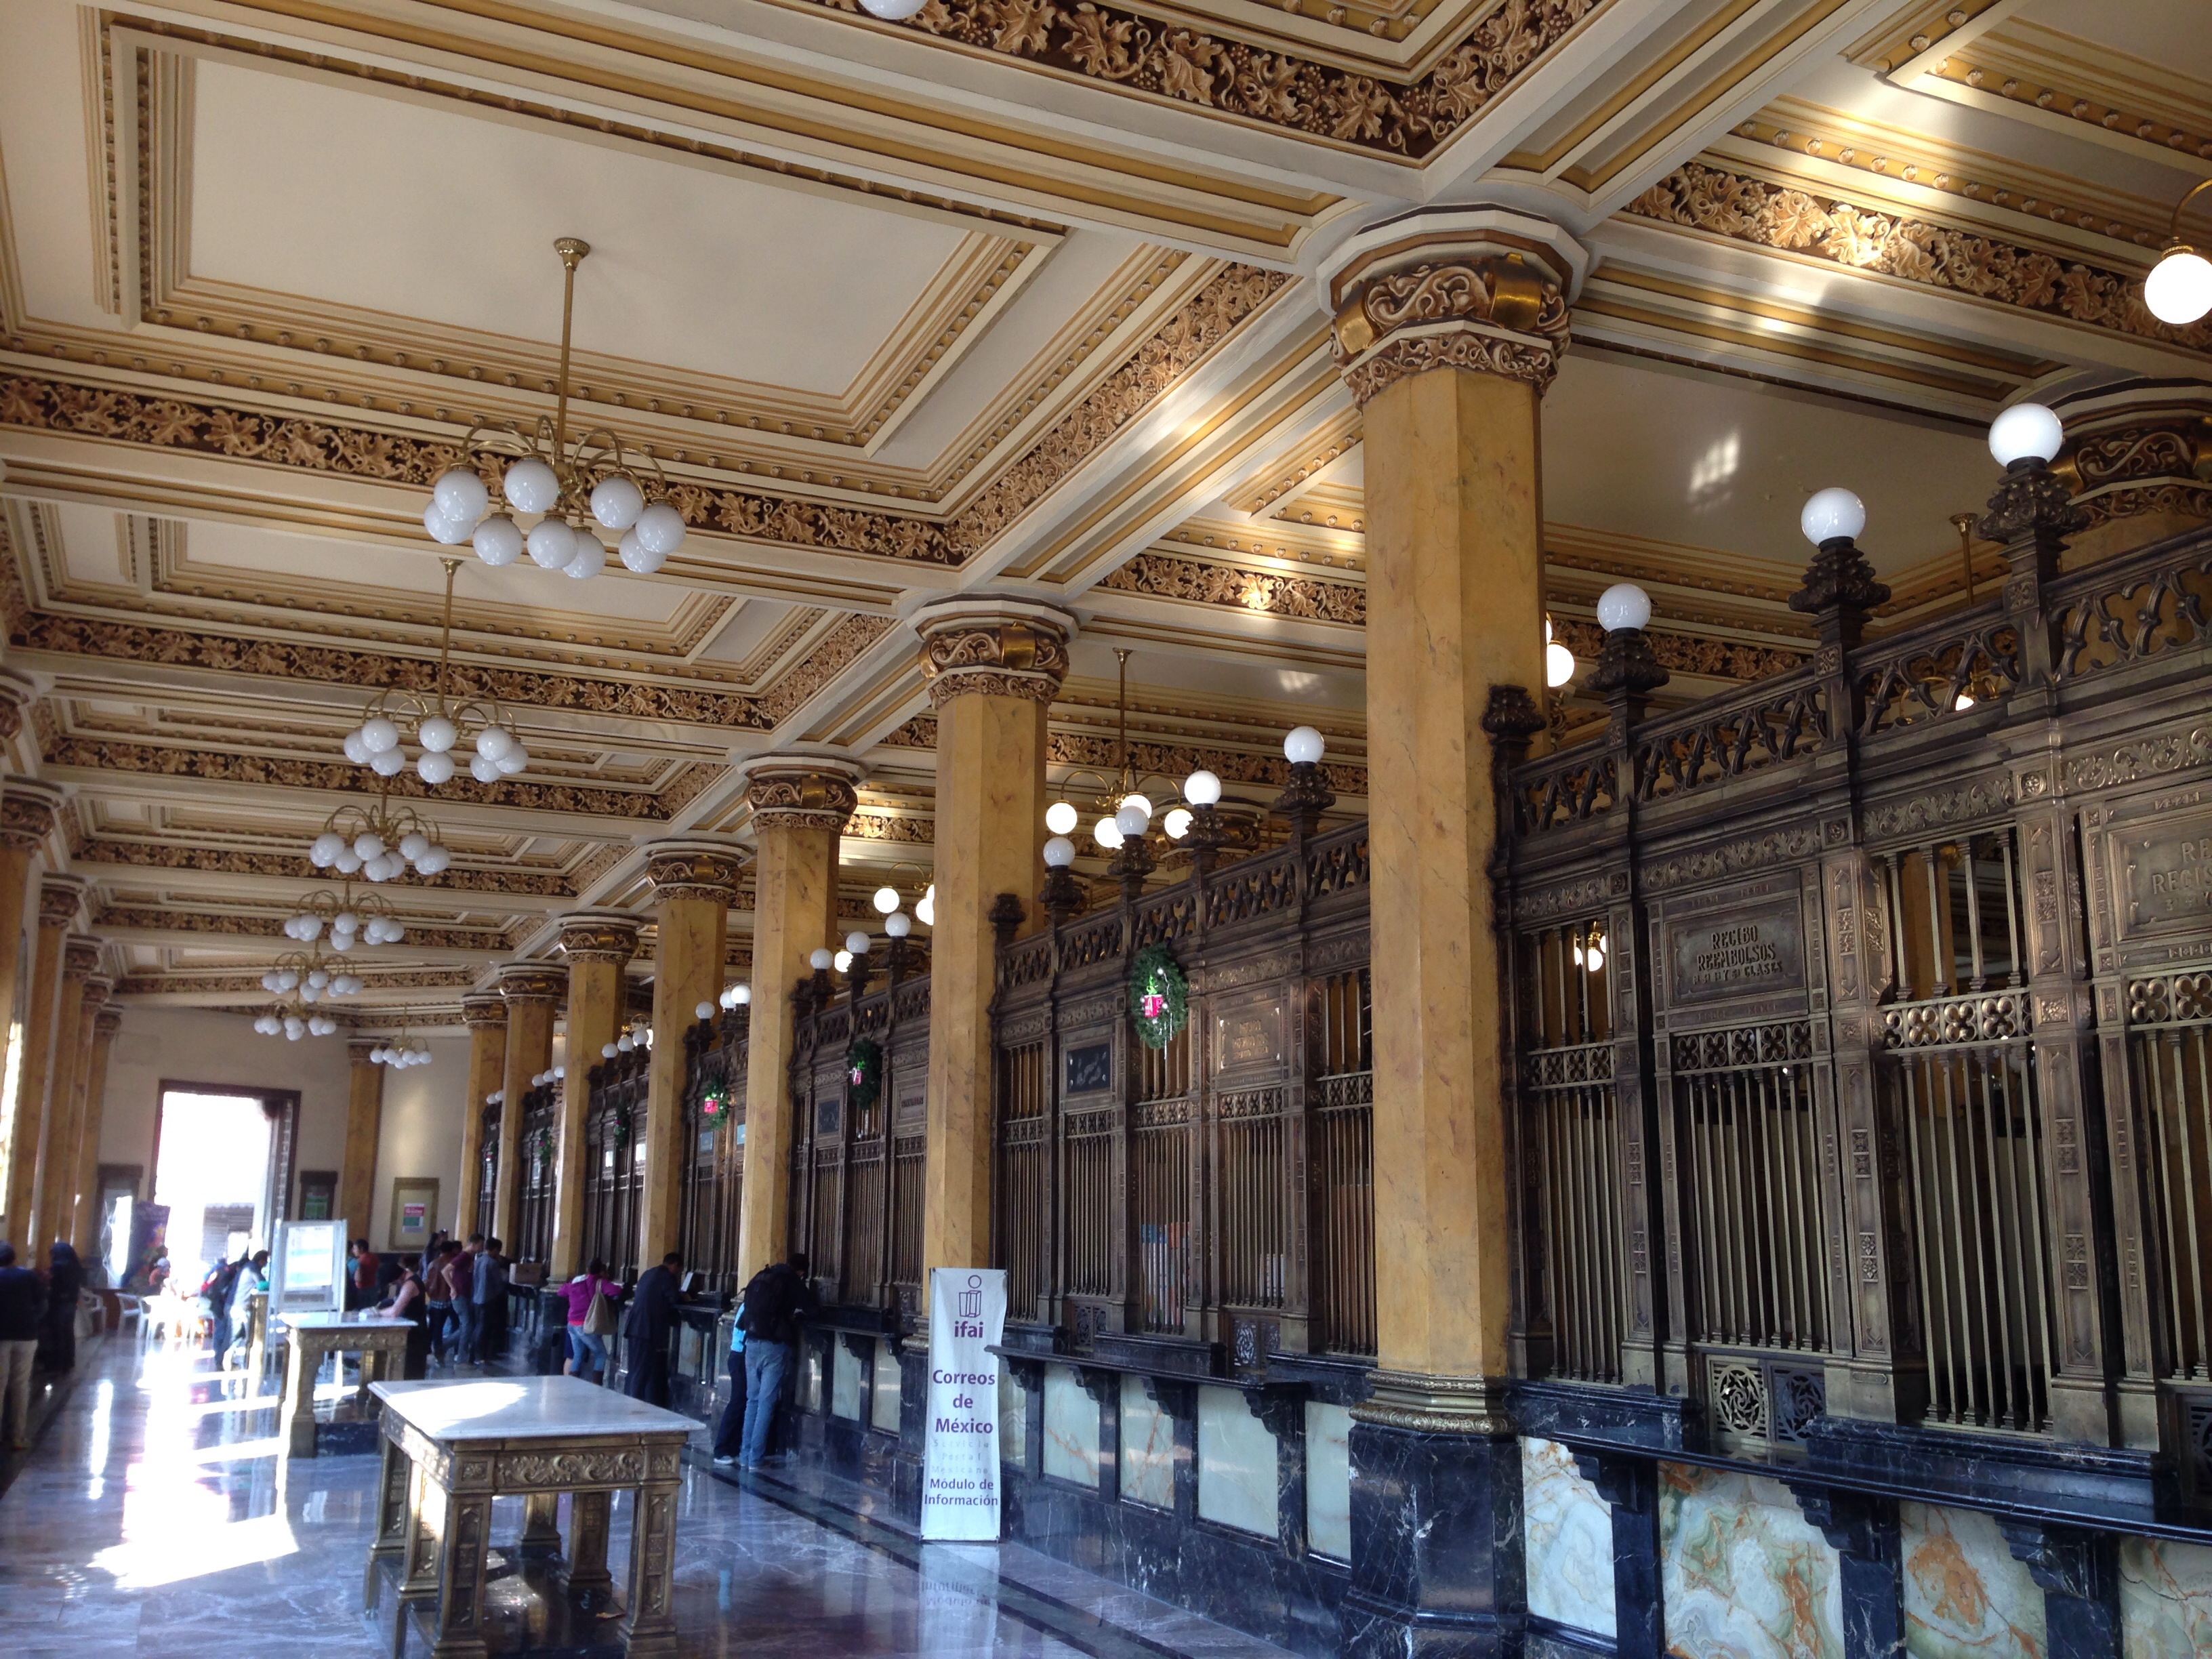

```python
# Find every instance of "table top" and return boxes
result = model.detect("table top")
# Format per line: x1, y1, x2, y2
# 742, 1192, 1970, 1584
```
281, 1311, 413, 1333
369, 1376, 698, 1442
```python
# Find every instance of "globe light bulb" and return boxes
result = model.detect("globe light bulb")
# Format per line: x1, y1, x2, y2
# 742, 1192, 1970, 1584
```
616, 1034, 634, 1052
342, 730, 371, 765
1595, 582, 1652, 632
473, 514, 523, 568
618, 529, 665, 575
873, 885, 901, 914
2145, 247, 2212, 327
1284, 726, 1326, 764
1164, 807, 1193, 840
495, 746, 529, 775
845, 930, 870, 955
590, 474, 645, 531
1183, 770, 1221, 806
361, 718, 400, 754
311, 832, 345, 865
859, 0, 926, 16
475, 726, 516, 761
400, 832, 430, 861
417, 718, 456, 754
734, 985, 752, 1005
810, 948, 834, 971
526, 516, 577, 570
423, 502, 475, 546
433, 468, 489, 524
834, 950, 853, 974
1546, 641, 1576, 689
334, 851, 362, 875
470, 755, 501, 783
1120, 792, 1153, 821
633, 502, 688, 556
1043, 835, 1076, 867
370, 748, 407, 777
1044, 800, 1078, 836
602, 1042, 619, 1059
1114, 803, 1149, 836
503, 456, 560, 514
885, 912, 911, 938
1094, 815, 1125, 851
417, 750, 455, 785
1987, 403, 2065, 468
916, 885, 935, 927
564, 537, 608, 580
1799, 487, 1866, 545
354, 834, 385, 860
695, 1000, 715, 1020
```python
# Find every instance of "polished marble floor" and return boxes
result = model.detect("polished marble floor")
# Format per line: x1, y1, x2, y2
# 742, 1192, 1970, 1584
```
0, 1336, 1295, 1659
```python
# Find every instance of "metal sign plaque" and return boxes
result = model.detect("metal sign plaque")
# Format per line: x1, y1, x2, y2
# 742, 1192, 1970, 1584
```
2116, 809, 2212, 937
1666, 899, 1807, 1006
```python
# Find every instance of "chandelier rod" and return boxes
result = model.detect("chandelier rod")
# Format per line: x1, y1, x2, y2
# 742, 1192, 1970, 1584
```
551, 237, 592, 454
434, 555, 461, 711
1114, 647, 1132, 791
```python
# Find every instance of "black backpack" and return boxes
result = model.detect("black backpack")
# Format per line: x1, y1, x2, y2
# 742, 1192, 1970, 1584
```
737, 1267, 800, 1344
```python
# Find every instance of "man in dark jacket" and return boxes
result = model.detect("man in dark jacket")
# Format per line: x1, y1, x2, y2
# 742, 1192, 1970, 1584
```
622, 1251, 683, 1406
41, 1242, 84, 1374
0, 1242, 43, 1449
735, 1252, 815, 1467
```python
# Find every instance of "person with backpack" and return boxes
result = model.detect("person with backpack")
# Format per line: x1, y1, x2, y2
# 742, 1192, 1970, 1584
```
561, 1258, 621, 1385
734, 1252, 814, 1467
201, 1250, 247, 1365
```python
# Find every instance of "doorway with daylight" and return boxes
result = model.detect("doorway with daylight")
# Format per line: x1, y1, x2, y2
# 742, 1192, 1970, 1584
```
149, 1084, 300, 1288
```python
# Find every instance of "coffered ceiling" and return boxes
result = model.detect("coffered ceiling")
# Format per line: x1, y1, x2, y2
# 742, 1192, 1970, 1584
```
0, 0, 2205, 1027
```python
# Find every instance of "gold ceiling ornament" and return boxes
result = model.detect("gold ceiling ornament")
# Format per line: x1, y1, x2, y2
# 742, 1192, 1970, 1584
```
420, 237, 689, 581
307, 770, 453, 884
340, 557, 527, 787
2146, 178, 2212, 327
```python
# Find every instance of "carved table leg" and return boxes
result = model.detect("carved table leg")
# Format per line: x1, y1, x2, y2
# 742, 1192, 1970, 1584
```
404, 1467, 445, 1599
519, 1490, 563, 1557
431, 1486, 493, 1659
356, 1344, 377, 1408
564, 1489, 613, 1598
281, 1334, 318, 1458
365, 1423, 409, 1608
618, 1479, 681, 1658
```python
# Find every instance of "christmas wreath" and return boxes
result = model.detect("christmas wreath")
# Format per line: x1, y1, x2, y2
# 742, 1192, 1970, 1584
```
529, 1128, 553, 1178
1129, 943, 1189, 1049
611, 1103, 633, 1150
699, 1091, 730, 1122
845, 1035, 884, 1115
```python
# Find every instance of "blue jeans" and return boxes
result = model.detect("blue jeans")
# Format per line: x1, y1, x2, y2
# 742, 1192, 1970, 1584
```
568, 1328, 609, 1382
451, 1299, 480, 1364
739, 1340, 791, 1465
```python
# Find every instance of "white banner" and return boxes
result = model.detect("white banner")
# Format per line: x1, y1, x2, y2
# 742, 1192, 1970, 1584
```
920, 1267, 1006, 1541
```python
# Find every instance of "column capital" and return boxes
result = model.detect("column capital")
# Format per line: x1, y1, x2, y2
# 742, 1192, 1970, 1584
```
912, 596, 1076, 709
0, 776, 63, 855
348, 1037, 382, 1066
79, 975, 112, 1014
62, 934, 102, 981
555, 909, 642, 964
462, 991, 508, 1029
95, 1006, 122, 1037
0, 668, 34, 745
735, 758, 862, 836
498, 961, 570, 1006
642, 835, 747, 902
1318, 207, 1586, 406
39, 873, 87, 928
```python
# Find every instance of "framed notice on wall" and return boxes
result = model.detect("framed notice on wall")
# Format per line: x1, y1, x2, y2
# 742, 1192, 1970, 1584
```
388, 1178, 439, 1254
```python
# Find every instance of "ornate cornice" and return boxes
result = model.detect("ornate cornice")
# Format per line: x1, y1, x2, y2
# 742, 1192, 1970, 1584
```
497, 962, 571, 1006
1097, 550, 1366, 623
1624, 162, 2212, 355
63, 935, 104, 979
643, 838, 748, 903
80, 976, 114, 1014
39, 875, 87, 927
462, 992, 509, 1029
796, 0, 1609, 159
914, 599, 1076, 708
0, 670, 32, 745
556, 911, 642, 966
739, 760, 864, 836
0, 777, 64, 855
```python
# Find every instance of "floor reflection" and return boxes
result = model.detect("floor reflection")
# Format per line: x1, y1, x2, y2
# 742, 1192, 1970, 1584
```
0, 1337, 1291, 1658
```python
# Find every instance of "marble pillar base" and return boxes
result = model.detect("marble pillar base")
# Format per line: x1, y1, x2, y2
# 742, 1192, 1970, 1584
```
1341, 1378, 1524, 1659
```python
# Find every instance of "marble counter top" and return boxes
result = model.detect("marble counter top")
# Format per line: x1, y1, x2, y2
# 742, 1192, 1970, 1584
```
370, 1376, 698, 1441
281, 1311, 413, 1332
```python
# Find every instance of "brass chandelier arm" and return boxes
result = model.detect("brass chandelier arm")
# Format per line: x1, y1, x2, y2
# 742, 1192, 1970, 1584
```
2168, 176, 2212, 248
552, 237, 590, 451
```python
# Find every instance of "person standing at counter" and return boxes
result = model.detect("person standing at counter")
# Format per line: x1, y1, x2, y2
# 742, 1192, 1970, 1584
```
562, 1258, 621, 1385
622, 1252, 682, 1406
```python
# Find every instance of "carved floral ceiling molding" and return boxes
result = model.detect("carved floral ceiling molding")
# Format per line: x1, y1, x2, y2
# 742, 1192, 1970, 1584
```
117, 968, 480, 997
802, 0, 1609, 158
71, 836, 584, 896
880, 712, 1370, 796
1547, 617, 1801, 681
94, 905, 506, 951
1624, 163, 2212, 355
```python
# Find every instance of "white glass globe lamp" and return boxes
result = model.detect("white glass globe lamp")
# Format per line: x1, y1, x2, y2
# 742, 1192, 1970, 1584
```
1183, 770, 1221, 806
1987, 403, 2064, 468
1799, 487, 1866, 546
633, 502, 687, 556
834, 950, 853, 975
2146, 247, 2212, 326
369, 749, 407, 778
565, 538, 608, 580
1114, 802, 1149, 837
1284, 726, 1326, 764
434, 469, 489, 523
1164, 807, 1193, 840
917, 885, 935, 927
503, 457, 560, 514
1595, 583, 1652, 632
361, 718, 400, 755
417, 750, 455, 785
476, 726, 516, 762
526, 517, 577, 570
810, 948, 834, 971
1094, 816, 1125, 851
473, 514, 523, 568
1043, 835, 1076, 867
312, 832, 345, 866
1045, 800, 1079, 836
342, 731, 372, 765
618, 530, 665, 575
885, 912, 911, 939
590, 475, 644, 531
695, 1000, 715, 1020
1545, 642, 1576, 689
417, 717, 457, 755
424, 503, 475, 546
860, 0, 927, 16
874, 885, 901, 914
845, 930, 870, 956
495, 746, 529, 775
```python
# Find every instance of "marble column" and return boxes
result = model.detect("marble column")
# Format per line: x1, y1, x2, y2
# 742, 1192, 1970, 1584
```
34, 934, 102, 1253
733, 761, 859, 1284
495, 964, 566, 1247
457, 994, 507, 1236
549, 912, 639, 1279
1318, 207, 1585, 1658
639, 840, 745, 1267
911, 599, 1071, 1290
0, 779, 62, 1242
64, 977, 113, 1257
338, 1039, 385, 1241
78, 1006, 122, 1253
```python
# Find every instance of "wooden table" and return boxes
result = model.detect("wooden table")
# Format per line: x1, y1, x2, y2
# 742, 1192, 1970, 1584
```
279, 1311, 413, 1457
367, 1376, 694, 1659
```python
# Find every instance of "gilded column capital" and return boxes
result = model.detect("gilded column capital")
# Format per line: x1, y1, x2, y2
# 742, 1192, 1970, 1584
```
95, 1006, 123, 1037
1318, 208, 1586, 406
462, 991, 508, 1029
62, 935, 103, 981
349, 1038, 382, 1067
735, 758, 863, 837
912, 596, 1076, 709
642, 836, 747, 902
498, 962, 570, 1006
79, 976, 113, 1014
0, 668, 34, 745
556, 909, 642, 965
39, 874, 87, 928
0, 776, 63, 855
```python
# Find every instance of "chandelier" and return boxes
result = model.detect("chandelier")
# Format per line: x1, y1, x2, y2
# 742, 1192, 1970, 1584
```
254, 945, 363, 1038
418, 237, 691, 580
371, 1033, 433, 1069
283, 883, 408, 949
338, 558, 527, 786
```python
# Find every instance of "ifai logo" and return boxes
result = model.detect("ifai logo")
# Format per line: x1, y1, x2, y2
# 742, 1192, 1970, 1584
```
957, 1273, 983, 1319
